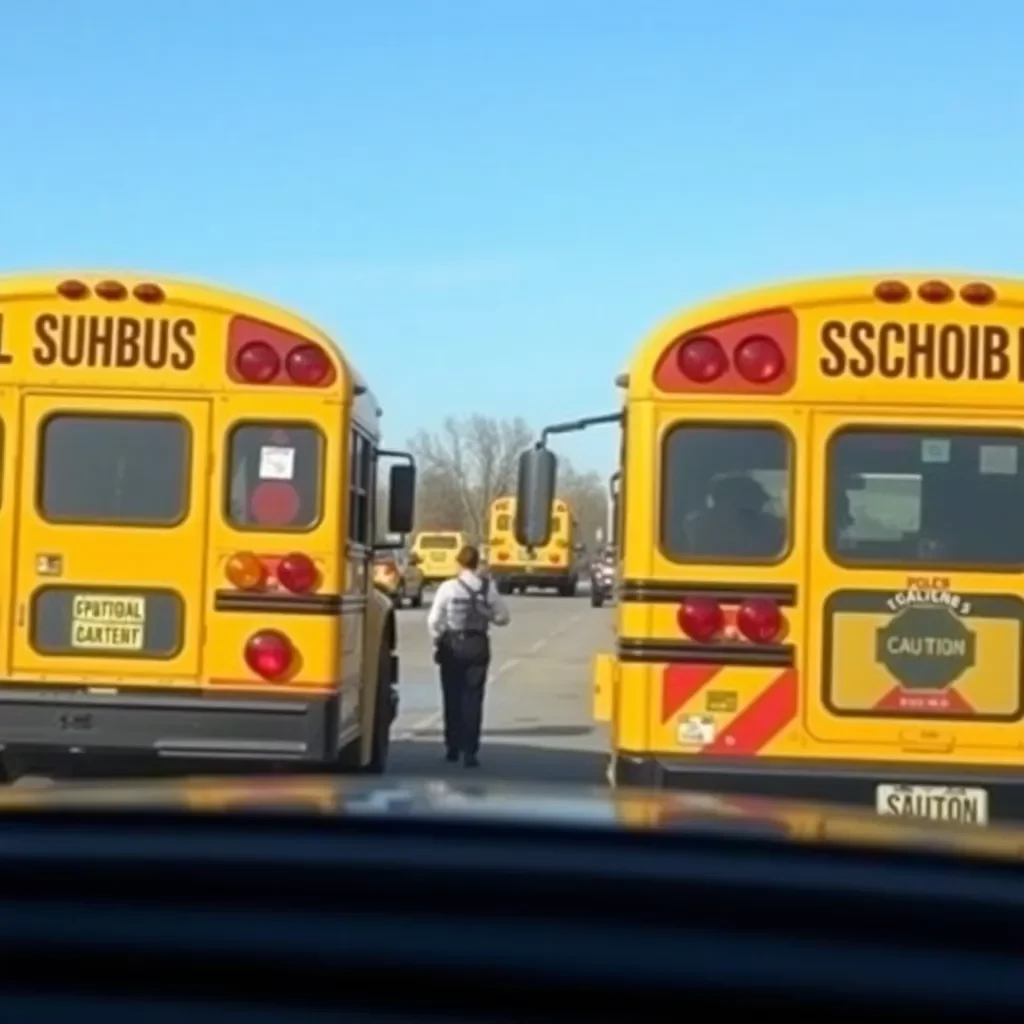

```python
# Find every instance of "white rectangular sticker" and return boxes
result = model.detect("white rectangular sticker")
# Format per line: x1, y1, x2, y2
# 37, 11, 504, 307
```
677, 714, 716, 746
258, 446, 295, 480
875, 784, 988, 826
979, 444, 1018, 476
921, 438, 951, 464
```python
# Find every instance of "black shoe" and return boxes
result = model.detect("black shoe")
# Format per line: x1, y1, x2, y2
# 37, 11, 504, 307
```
445, 749, 459, 763
463, 753, 480, 769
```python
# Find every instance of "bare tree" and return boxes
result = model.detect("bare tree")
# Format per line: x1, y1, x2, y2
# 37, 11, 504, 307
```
557, 460, 610, 555
408, 415, 533, 539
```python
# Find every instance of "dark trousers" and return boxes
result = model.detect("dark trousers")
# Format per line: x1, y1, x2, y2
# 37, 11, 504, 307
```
438, 630, 491, 756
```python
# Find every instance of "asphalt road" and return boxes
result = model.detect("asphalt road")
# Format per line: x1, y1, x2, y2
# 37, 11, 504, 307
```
390, 588, 611, 784
5, 587, 613, 789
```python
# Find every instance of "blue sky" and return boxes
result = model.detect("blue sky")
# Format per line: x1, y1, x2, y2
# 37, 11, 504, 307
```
2, 0, 1023, 475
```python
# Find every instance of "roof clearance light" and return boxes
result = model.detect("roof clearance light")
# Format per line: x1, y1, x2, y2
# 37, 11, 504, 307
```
677, 337, 728, 383
918, 280, 954, 303
133, 282, 165, 304
960, 282, 996, 306
874, 280, 911, 303
285, 344, 332, 386
244, 630, 294, 681
737, 599, 783, 644
734, 335, 785, 383
225, 552, 266, 590
95, 280, 128, 301
277, 553, 318, 594
236, 341, 281, 383
677, 597, 724, 643
57, 279, 89, 300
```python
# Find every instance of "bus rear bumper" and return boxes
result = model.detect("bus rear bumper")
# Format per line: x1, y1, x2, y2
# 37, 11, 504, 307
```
0, 687, 341, 764
613, 751, 1024, 823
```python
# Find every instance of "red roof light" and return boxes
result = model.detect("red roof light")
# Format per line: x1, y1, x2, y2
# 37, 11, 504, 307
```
734, 336, 785, 383
677, 337, 728, 383
236, 341, 281, 383
285, 344, 333, 386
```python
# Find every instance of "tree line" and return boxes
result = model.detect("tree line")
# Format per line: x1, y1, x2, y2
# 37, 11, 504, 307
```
376, 415, 610, 552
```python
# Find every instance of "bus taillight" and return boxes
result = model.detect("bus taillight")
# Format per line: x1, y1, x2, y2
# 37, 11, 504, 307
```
678, 598, 723, 643
286, 344, 332, 386
277, 553, 318, 594
225, 551, 267, 590
677, 337, 727, 382
245, 630, 293, 681
734, 336, 785, 383
737, 599, 782, 643
236, 341, 281, 382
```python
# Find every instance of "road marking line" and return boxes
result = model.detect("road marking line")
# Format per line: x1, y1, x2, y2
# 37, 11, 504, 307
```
393, 611, 579, 740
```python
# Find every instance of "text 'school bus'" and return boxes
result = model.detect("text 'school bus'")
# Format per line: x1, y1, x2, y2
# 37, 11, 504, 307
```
487, 496, 580, 596
410, 531, 468, 584
0, 272, 417, 775
515, 273, 1024, 828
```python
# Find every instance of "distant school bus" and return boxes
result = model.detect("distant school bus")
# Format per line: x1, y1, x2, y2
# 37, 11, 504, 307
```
488, 495, 580, 596
0, 271, 417, 775
411, 530, 468, 584
515, 273, 1024, 827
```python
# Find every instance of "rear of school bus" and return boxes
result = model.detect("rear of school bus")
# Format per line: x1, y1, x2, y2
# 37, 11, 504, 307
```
489, 496, 579, 595
411, 531, 466, 583
602, 273, 1024, 826
0, 272, 396, 773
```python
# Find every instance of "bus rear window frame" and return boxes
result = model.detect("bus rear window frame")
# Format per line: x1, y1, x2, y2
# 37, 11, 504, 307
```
224, 419, 325, 534
37, 412, 192, 528
825, 424, 1024, 573
658, 420, 795, 566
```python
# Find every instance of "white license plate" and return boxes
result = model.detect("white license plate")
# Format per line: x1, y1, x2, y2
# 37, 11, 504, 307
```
876, 784, 988, 826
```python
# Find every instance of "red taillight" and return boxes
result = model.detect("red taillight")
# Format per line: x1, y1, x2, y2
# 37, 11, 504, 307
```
734, 335, 785, 383
918, 280, 953, 303
244, 630, 293, 681
677, 598, 724, 643
285, 344, 332, 386
57, 279, 89, 300
236, 341, 281, 383
961, 281, 996, 305
277, 553, 318, 594
737, 599, 782, 643
677, 337, 728, 382
95, 280, 127, 301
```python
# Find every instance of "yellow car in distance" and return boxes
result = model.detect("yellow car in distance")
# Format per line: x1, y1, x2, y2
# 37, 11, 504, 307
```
372, 551, 425, 609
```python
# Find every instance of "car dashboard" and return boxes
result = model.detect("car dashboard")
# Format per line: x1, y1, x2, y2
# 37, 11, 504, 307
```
0, 804, 1023, 1020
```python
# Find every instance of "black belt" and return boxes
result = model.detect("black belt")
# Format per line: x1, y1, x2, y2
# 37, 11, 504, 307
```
448, 629, 487, 637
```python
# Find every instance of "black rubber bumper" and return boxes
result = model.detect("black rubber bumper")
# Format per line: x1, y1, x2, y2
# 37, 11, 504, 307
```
491, 571, 573, 588
0, 686, 341, 763
614, 752, 1024, 824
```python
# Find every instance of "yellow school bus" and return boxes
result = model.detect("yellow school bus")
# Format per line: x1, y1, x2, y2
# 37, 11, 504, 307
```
0, 271, 417, 776
516, 273, 1024, 827
411, 530, 468, 584
488, 495, 580, 595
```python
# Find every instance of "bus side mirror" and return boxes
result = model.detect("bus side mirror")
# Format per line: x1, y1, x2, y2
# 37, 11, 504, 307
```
515, 446, 557, 548
387, 464, 416, 535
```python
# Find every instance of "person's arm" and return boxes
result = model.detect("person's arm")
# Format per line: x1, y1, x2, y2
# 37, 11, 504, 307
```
486, 580, 511, 627
426, 581, 450, 641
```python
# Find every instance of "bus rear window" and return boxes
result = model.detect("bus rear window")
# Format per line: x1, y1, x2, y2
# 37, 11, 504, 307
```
227, 423, 323, 531
828, 428, 1024, 567
40, 415, 189, 525
660, 424, 791, 562
419, 535, 459, 550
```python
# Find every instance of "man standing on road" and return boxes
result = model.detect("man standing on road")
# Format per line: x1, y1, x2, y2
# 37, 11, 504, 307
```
426, 544, 511, 768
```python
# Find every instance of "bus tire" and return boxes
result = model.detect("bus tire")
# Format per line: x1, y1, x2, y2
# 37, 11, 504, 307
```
363, 644, 395, 775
